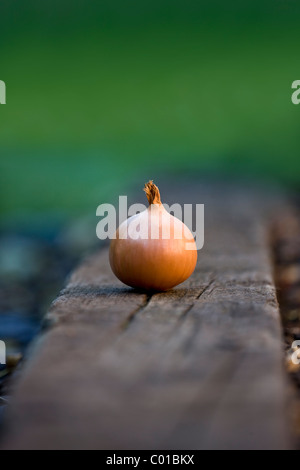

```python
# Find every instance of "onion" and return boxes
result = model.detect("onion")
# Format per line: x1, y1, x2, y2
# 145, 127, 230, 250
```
109, 181, 197, 291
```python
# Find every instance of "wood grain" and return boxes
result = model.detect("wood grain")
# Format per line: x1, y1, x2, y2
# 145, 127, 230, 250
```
1, 181, 292, 449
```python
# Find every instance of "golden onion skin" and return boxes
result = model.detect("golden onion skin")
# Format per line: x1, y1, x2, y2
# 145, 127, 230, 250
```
109, 182, 197, 291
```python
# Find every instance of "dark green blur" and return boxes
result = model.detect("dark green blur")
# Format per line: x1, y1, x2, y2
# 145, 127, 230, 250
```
1, 1, 300, 216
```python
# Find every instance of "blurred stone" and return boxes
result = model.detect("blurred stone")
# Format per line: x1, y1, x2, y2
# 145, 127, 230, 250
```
0, 314, 40, 348
0, 370, 9, 379
286, 347, 300, 373
0, 283, 36, 313
286, 289, 300, 308
276, 241, 300, 264
58, 215, 99, 256
277, 265, 300, 288
6, 353, 22, 368
287, 361, 300, 374
283, 309, 300, 322
0, 236, 43, 281
286, 327, 300, 340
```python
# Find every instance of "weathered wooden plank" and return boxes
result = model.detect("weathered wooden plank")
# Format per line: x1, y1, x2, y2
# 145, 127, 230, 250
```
1, 181, 292, 449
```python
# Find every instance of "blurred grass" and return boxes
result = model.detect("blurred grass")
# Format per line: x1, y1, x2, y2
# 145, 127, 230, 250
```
0, 1, 300, 216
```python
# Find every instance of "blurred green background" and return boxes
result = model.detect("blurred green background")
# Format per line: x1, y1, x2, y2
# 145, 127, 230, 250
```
1, 0, 300, 217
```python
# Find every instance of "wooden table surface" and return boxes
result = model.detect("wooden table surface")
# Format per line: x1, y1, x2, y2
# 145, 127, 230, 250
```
0, 180, 293, 449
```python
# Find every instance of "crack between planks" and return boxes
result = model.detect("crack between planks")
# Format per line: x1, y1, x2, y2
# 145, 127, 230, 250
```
120, 293, 153, 331
179, 278, 215, 321
196, 278, 215, 300
119, 278, 216, 333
